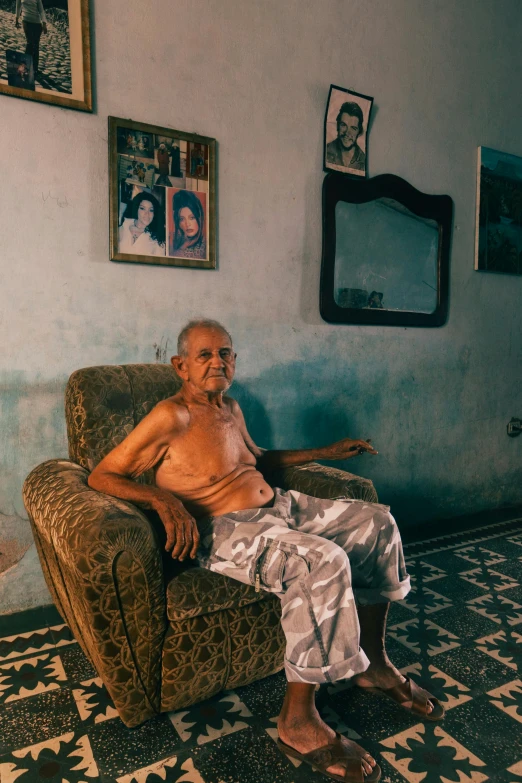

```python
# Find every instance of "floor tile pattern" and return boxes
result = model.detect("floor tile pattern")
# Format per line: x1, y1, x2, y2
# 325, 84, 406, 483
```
0, 517, 521, 782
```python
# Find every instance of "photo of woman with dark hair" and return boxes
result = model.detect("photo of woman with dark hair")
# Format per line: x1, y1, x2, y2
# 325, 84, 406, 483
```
119, 190, 165, 256
170, 189, 206, 259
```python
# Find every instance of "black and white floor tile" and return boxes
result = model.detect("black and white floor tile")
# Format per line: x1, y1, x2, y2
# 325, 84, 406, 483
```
1, 516, 521, 782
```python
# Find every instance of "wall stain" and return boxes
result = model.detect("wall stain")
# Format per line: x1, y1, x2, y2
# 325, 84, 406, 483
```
41, 190, 69, 208
153, 337, 169, 363
0, 512, 32, 575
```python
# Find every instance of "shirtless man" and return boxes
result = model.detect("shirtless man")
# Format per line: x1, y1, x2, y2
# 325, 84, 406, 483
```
89, 318, 444, 782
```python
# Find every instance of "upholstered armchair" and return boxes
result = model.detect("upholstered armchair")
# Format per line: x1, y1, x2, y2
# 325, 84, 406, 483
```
23, 364, 378, 728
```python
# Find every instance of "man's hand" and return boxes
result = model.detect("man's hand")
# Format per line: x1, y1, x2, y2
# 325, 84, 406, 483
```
42, 22, 48, 33
152, 493, 200, 561
319, 437, 378, 460
15, 18, 20, 27
256, 436, 378, 473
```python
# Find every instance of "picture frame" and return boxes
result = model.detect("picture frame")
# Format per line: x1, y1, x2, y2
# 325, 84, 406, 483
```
109, 116, 216, 270
323, 84, 373, 178
0, 0, 92, 113
475, 146, 522, 276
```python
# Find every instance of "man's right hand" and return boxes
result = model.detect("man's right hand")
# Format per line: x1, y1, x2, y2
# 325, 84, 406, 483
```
152, 493, 200, 561
15, 18, 20, 27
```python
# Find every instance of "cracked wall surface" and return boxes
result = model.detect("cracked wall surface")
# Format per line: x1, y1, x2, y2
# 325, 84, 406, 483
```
0, 512, 32, 575
0, 512, 51, 613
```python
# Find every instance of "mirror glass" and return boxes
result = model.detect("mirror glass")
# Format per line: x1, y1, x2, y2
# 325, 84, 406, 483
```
334, 198, 439, 314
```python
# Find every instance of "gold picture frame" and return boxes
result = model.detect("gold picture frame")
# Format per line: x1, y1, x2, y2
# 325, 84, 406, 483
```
0, 0, 92, 113
109, 116, 216, 270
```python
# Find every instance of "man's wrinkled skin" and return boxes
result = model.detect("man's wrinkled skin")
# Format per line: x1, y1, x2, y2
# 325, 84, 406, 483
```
88, 322, 432, 780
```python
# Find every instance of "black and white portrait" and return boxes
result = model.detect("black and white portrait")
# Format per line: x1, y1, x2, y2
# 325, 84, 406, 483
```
324, 85, 373, 177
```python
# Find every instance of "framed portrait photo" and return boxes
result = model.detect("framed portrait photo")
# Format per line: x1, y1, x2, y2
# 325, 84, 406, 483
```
0, 0, 92, 112
109, 116, 216, 269
323, 84, 373, 178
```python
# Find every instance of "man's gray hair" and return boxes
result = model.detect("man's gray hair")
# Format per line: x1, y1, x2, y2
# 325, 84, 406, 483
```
177, 319, 233, 356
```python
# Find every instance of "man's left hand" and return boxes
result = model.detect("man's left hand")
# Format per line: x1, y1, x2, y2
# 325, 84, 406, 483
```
320, 438, 378, 460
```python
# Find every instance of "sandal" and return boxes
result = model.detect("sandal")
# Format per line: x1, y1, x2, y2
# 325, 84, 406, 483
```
357, 676, 445, 721
277, 732, 381, 782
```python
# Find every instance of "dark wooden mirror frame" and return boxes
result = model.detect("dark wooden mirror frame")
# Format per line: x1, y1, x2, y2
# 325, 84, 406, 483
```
320, 172, 453, 327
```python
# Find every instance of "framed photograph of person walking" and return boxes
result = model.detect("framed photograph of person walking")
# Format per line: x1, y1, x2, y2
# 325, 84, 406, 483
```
323, 84, 373, 178
0, 0, 92, 111
109, 116, 216, 269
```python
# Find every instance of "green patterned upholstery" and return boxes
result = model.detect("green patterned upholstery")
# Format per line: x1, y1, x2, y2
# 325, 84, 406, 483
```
271, 462, 378, 503
166, 566, 268, 621
65, 364, 182, 477
23, 363, 378, 727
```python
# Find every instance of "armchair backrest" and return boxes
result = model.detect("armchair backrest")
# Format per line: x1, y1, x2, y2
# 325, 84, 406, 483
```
65, 364, 181, 474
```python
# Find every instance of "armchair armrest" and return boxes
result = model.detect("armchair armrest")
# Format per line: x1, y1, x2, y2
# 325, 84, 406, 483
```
23, 458, 167, 727
269, 462, 378, 503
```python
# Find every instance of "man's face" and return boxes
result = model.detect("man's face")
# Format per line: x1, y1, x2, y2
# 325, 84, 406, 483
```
337, 112, 361, 150
175, 327, 236, 393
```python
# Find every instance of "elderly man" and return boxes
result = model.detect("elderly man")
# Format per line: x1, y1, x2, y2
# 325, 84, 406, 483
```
326, 101, 366, 171
89, 319, 443, 782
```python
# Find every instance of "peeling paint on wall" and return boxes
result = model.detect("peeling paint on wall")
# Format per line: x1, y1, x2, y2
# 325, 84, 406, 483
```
0, 512, 33, 576
0, 511, 52, 614
153, 337, 170, 364
0, 544, 52, 614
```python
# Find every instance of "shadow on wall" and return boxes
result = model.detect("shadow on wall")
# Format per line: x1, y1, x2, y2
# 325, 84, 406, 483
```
233, 357, 365, 452
230, 357, 521, 528
231, 382, 274, 449
232, 360, 367, 496
233, 356, 522, 527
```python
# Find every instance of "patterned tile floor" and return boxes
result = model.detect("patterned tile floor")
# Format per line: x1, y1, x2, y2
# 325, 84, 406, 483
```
1, 517, 522, 783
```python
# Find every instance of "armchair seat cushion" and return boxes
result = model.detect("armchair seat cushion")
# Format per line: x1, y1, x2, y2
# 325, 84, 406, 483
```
166, 566, 270, 622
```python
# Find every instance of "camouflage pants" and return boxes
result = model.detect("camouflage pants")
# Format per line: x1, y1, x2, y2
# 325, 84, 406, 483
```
197, 489, 411, 684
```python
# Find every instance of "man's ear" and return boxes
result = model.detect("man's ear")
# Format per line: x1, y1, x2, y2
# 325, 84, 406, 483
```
171, 355, 188, 380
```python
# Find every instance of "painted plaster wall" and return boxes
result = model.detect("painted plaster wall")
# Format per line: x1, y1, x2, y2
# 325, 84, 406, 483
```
1, 0, 521, 614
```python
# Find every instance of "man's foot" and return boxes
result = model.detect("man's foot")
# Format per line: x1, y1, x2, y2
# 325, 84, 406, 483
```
353, 660, 415, 699
278, 714, 378, 779
353, 661, 443, 719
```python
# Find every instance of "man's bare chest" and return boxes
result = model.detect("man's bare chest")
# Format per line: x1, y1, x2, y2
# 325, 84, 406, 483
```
160, 408, 253, 476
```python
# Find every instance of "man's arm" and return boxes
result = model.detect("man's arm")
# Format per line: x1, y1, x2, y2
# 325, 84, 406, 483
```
257, 438, 377, 473
88, 401, 199, 561
230, 400, 377, 472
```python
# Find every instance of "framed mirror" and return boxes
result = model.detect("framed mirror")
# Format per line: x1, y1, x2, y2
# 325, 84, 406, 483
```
320, 173, 453, 326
